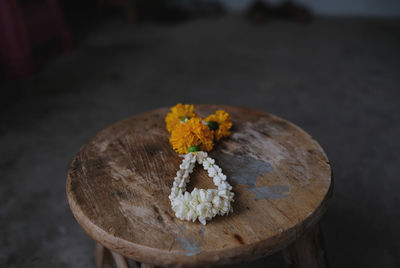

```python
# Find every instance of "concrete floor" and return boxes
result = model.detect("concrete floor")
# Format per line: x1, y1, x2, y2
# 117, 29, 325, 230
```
1, 16, 399, 267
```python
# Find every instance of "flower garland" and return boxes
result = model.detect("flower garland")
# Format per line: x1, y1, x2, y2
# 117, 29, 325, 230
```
166, 103, 234, 225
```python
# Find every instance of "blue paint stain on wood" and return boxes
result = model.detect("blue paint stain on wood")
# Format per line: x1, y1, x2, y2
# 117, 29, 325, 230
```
199, 227, 205, 236
176, 224, 202, 256
176, 236, 202, 256
213, 152, 289, 200
248, 185, 289, 200
214, 153, 273, 186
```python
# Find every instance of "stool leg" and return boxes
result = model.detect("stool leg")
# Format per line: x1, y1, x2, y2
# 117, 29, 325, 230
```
110, 251, 129, 268
140, 264, 155, 268
282, 223, 329, 268
95, 242, 141, 268
94, 243, 105, 268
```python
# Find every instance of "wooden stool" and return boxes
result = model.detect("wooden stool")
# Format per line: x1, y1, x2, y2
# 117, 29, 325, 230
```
66, 105, 333, 268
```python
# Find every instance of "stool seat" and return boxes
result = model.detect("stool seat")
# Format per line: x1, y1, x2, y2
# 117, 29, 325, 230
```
66, 105, 332, 267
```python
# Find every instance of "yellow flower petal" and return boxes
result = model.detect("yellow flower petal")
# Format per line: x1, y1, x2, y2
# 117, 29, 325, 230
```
170, 117, 214, 154
165, 103, 198, 132
204, 110, 232, 141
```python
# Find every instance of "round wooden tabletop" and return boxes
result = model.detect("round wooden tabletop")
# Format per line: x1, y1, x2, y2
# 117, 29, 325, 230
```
66, 105, 332, 267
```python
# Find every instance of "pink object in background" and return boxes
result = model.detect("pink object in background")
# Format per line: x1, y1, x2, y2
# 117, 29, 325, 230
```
0, 0, 72, 80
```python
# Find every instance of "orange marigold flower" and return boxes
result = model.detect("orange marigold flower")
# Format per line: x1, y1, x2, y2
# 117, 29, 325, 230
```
170, 117, 214, 154
165, 103, 198, 133
204, 110, 232, 141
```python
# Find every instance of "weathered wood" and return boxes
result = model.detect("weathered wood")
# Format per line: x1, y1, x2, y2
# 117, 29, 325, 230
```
95, 243, 105, 268
127, 259, 139, 268
140, 263, 155, 268
95, 242, 139, 268
111, 251, 129, 268
282, 223, 329, 268
66, 105, 333, 267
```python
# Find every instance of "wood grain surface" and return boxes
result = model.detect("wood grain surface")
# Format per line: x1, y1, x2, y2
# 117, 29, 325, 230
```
66, 105, 333, 267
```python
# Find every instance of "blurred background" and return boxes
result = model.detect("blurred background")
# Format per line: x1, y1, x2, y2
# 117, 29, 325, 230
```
0, 0, 399, 267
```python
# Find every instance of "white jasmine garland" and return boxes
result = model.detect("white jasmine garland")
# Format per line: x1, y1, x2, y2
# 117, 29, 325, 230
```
169, 151, 234, 225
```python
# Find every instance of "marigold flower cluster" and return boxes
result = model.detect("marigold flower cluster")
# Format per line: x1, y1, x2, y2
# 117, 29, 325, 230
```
165, 103, 232, 154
